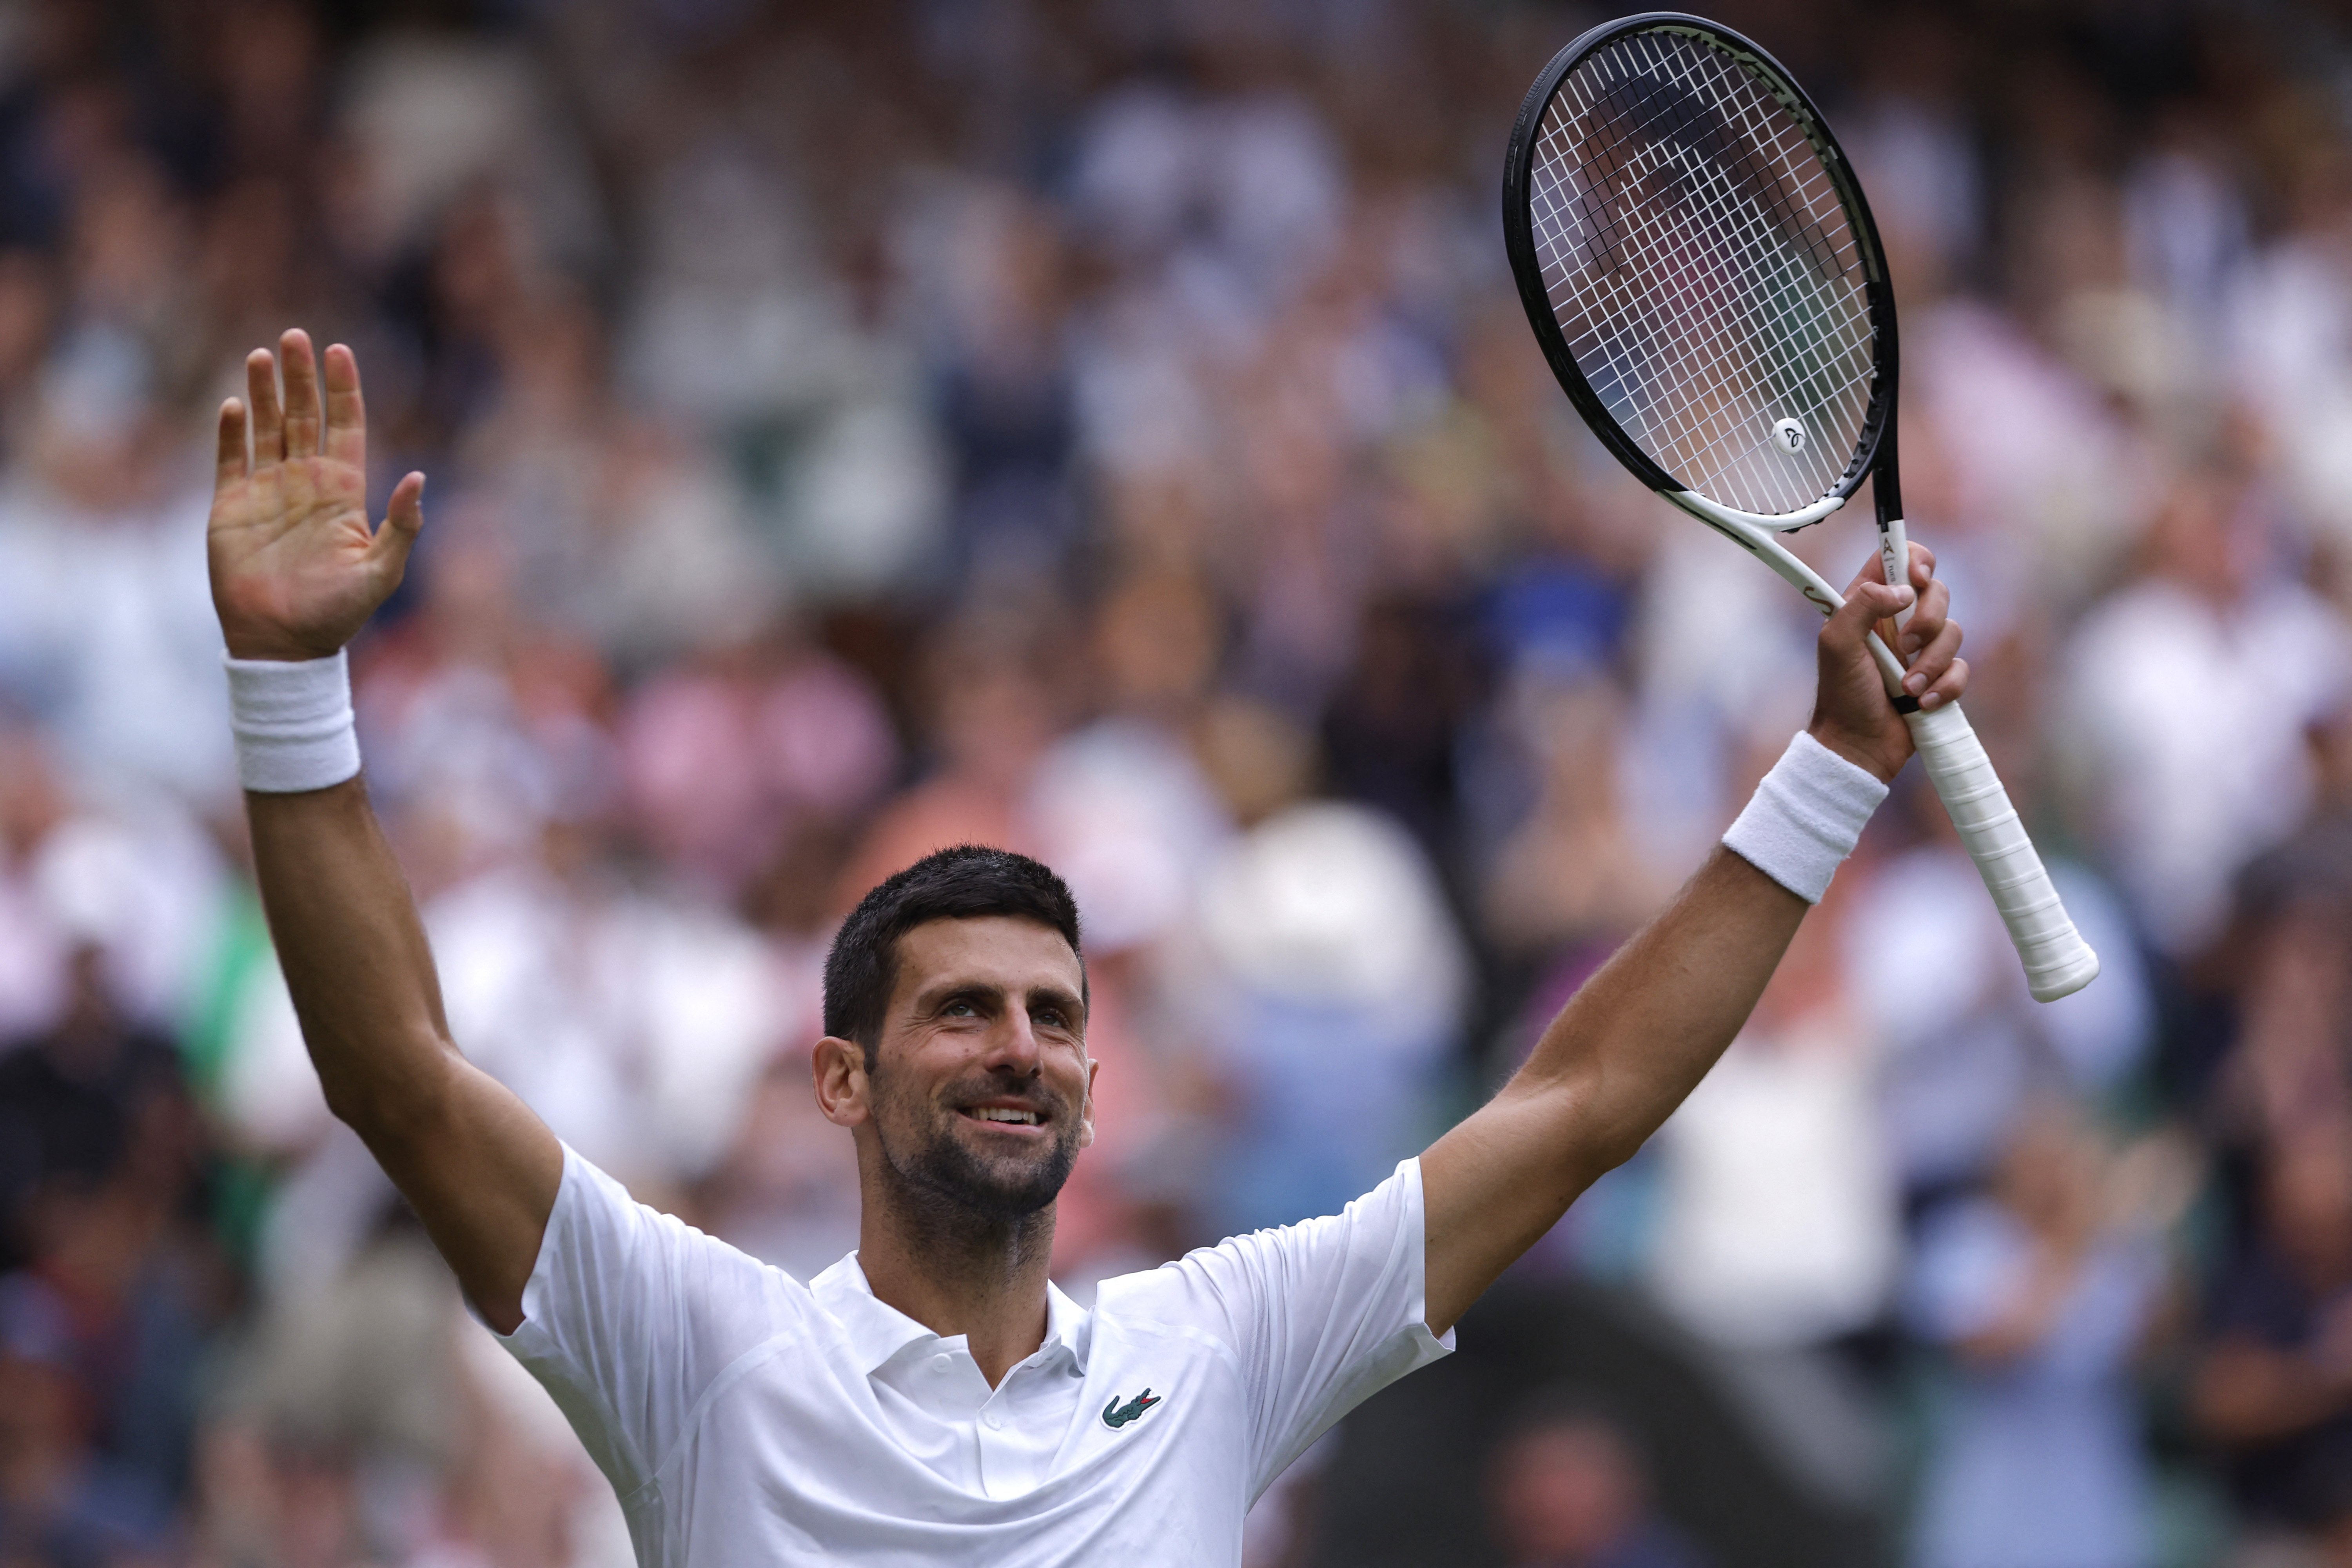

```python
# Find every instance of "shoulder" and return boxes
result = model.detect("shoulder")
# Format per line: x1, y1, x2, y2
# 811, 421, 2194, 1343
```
529, 1145, 811, 1328
1094, 1160, 1428, 1321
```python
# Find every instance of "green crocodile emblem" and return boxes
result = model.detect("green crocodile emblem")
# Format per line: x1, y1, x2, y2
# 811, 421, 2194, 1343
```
1102, 1388, 1163, 1430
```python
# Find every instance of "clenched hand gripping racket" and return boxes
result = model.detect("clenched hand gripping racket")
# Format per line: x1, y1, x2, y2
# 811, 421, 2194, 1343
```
1502, 13, 2098, 1000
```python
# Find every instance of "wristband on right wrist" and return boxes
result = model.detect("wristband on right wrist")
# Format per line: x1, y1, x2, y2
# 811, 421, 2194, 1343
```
224, 649, 362, 794
1720, 730, 1888, 903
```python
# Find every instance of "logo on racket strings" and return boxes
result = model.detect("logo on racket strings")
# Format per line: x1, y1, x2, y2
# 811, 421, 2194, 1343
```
1772, 419, 1806, 454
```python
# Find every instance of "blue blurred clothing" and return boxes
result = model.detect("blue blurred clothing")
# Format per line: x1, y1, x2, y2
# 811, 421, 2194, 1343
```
1486, 557, 1629, 683
0, 1460, 173, 1568
1906, 1201, 2163, 1568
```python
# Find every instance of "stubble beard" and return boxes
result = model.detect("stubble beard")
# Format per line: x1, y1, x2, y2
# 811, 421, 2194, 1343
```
869, 1068, 1080, 1234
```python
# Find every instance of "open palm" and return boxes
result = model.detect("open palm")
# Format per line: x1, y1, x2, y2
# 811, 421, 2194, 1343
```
209, 329, 423, 662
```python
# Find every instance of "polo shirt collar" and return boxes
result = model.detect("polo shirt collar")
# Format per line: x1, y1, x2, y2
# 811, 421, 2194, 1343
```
810, 1252, 1090, 1377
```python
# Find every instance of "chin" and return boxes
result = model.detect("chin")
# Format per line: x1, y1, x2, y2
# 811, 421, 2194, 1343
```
882, 1116, 1079, 1225
953, 1143, 1076, 1220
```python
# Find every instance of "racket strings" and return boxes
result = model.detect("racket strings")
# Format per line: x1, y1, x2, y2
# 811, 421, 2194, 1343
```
1548, 42, 1869, 505
1546, 47, 1872, 509
1537, 38, 1871, 505
1526, 30, 1878, 516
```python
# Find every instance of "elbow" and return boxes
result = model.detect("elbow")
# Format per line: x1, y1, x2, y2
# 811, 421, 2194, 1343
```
315, 1028, 464, 1140
1570, 1128, 1651, 1192
1494, 1070, 1651, 1199
1574, 1095, 1659, 1178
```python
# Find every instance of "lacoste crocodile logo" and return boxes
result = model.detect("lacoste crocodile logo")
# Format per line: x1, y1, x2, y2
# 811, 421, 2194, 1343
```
1102, 1389, 1163, 1430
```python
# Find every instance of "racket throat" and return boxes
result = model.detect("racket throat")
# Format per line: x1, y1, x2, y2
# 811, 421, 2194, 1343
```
1666, 488, 1912, 698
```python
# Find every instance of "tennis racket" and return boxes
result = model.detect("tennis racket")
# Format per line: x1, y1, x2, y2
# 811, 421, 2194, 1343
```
1501, 13, 2099, 1002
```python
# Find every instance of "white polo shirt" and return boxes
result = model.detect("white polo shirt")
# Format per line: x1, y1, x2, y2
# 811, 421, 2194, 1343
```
495, 1145, 1452, 1567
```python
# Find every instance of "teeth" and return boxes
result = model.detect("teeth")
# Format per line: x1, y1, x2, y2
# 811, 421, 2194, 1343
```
972, 1108, 1039, 1125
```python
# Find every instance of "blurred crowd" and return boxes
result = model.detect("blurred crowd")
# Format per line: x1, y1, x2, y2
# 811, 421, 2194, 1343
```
2, 0, 2352, 1564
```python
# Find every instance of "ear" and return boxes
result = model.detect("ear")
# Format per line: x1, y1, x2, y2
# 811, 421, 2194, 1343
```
1076, 1054, 1101, 1150
813, 1036, 871, 1129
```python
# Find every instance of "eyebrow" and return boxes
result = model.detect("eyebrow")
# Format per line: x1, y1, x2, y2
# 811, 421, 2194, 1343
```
918, 978, 1088, 1025
1026, 985, 1087, 1024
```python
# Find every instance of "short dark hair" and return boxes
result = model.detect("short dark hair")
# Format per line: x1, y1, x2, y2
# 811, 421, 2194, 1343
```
822, 845, 1085, 1065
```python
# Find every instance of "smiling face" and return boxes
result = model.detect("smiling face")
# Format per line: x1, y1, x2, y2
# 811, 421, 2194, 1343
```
828, 915, 1096, 1225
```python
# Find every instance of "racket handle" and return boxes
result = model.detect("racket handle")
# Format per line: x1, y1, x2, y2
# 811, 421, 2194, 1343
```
1904, 701, 2100, 1002
1878, 516, 1912, 631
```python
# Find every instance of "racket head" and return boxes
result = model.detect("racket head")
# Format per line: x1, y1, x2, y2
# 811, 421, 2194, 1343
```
1502, 13, 1898, 530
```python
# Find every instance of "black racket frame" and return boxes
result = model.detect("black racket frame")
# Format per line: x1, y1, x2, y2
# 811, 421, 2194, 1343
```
1500, 11, 1904, 530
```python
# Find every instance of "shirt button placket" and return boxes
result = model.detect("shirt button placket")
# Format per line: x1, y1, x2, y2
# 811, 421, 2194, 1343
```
976, 1401, 1003, 1499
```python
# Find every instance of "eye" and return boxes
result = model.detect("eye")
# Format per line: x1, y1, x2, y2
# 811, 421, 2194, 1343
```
943, 998, 979, 1018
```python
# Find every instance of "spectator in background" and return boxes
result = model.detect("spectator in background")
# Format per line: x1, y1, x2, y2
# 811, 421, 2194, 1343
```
0, 938, 211, 1510
2060, 468, 2350, 957
1488, 1398, 1710, 1568
1851, 783, 2152, 1202
0, 943, 185, 1269
0, 1273, 172, 1568
1643, 871, 1899, 1519
2196, 1137, 2352, 1557
1480, 673, 1673, 964
1193, 788, 1469, 1235
1908, 1104, 2176, 1568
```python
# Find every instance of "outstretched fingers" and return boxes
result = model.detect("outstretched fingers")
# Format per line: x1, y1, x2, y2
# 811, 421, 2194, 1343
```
322, 342, 367, 467
279, 329, 322, 460
367, 471, 427, 590
216, 398, 248, 488
245, 349, 285, 465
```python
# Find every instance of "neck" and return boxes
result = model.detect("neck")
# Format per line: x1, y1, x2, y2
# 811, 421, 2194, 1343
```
855, 1164, 1058, 1387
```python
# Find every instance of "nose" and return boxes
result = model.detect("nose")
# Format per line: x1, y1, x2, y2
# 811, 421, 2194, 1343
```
982, 1009, 1044, 1077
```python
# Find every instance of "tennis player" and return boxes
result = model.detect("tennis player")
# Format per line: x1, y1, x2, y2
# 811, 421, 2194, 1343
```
209, 330, 1965, 1564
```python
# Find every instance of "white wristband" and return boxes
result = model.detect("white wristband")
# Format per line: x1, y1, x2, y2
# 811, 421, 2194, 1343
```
224, 650, 362, 793
1721, 731, 1887, 904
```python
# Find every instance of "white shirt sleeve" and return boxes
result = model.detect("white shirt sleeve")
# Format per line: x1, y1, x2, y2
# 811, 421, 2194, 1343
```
1111, 1157, 1454, 1499
492, 1144, 789, 1501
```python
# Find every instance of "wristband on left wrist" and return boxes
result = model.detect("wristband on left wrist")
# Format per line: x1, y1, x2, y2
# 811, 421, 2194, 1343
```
1721, 730, 1888, 903
223, 649, 361, 793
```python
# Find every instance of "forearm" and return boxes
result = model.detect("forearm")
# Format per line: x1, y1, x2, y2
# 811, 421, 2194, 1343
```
1504, 846, 1804, 1181
1421, 848, 1803, 1330
1420, 555, 1938, 1336
245, 776, 456, 1128
1421, 722, 1887, 1329
247, 775, 559, 1326
1502, 724, 1893, 1172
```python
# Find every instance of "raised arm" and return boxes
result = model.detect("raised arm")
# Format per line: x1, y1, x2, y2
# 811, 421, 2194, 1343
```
211, 329, 559, 1332
1419, 550, 1965, 1335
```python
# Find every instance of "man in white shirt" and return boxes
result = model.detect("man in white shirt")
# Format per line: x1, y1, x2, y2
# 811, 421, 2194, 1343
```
205, 331, 1966, 1566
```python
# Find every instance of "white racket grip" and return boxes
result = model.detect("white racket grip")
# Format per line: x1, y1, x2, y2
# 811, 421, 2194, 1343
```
1906, 701, 2099, 1001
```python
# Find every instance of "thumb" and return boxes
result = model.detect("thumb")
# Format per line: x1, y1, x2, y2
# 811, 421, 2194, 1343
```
368, 472, 426, 586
